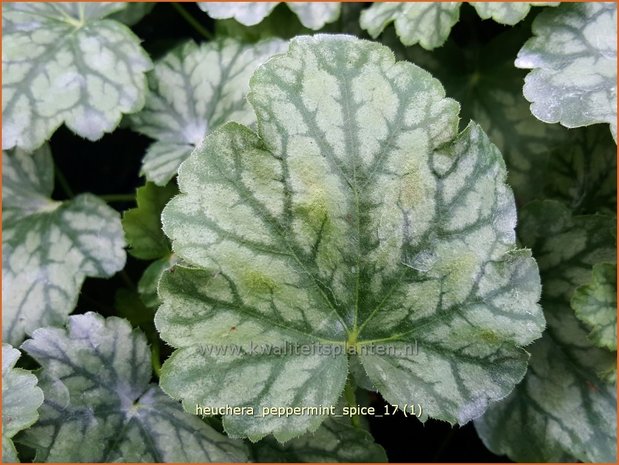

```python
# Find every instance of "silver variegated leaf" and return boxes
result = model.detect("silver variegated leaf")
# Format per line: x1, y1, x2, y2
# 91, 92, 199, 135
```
251, 418, 387, 462
19, 312, 249, 462
360, 2, 556, 49
198, 2, 341, 30
360, 2, 461, 50
572, 262, 617, 351
2, 344, 44, 463
129, 39, 287, 186
156, 35, 544, 442
475, 200, 617, 462
516, 2, 618, 141
2, 146, 126, 345
470, 2, 558, 25
2, 2, 152, 151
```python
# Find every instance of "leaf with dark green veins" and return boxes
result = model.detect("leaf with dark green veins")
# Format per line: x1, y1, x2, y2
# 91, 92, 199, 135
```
572, 263, 617, 351
360, 3, 461, 50
475, 200, 617, 463
360, 2, 556, 49
19, 312, 249, 462
251, 418, 387, 462
199, 2, 340, 30
2, 146, 126, 345
2, 344, 44, 463
129, 39, 287, 186
156, 35, 544, 442
395, 27, 616, 213
516, 2, 618, 141
2, 2, 152, 151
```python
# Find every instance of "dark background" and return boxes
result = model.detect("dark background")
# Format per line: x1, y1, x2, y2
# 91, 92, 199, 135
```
48, 3, 520, 462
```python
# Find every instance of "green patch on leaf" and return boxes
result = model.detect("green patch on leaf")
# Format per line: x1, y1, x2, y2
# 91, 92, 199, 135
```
516, 2, 618, 141
475, 200, 617, 463
2, 2, 152, 151
19, 312, 249, 462
572, 263, 617, 351
2, 146, 126, 345
156, 35, 544, 442
129, 39, 287, 186
2, 344, 44, 463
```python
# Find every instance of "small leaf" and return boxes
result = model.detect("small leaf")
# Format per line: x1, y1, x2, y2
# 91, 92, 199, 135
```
2, 146, 126, 345
156, 35, 544, 441
138, 256, 177, 308
2, 2, 152, 151
19, 312, 249, 462
475, 200, 617, 463
251, 417, 387, 462
199, 2, 341, 30
470, 2, 558, 25
516, 2, 618, 141
360, 2, 460, 50
2, 344, 44, 463
123, 182, 176, 260
129, 39, 287, 186
572, 262, 617, 351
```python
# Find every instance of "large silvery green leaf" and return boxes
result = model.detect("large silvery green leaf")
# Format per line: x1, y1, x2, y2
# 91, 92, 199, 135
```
396, 27, 616, 213
198, 2, 341, 30
516, 2, 618, 141
251, 418, 387, 462
572, 263, 617, 351
2, 344, 44, 463
18, 312, 248, 462
360, 3, 461, 50
475, 200, 617, 463
129, 39, 287, 186
469, 2, 558, 25
2, 2, 152, 151
2, 146, 126, 346
156, 35, 544, 442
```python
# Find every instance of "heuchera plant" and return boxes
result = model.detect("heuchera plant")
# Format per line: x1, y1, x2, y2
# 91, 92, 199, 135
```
2, 2, 616, 463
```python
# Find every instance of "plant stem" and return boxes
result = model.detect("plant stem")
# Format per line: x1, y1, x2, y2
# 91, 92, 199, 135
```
172, 2, 214, 40
344, 377, 362, 429
54, 162, 74, 198
98, 193, 136, 203
151, 343, 161, 377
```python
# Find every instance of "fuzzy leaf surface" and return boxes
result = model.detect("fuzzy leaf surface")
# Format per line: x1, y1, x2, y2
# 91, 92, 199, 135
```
2, 344, 44, 463
2, 146, 126, 345
129, 39, 286, 186
198, 2, 340, 30
156, 35, 544, 441
516, 2, 618, 140
19, 312, 249, 462
475, 200, 617, 462
2, 2, 152, 151
572, 262, 617, 351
